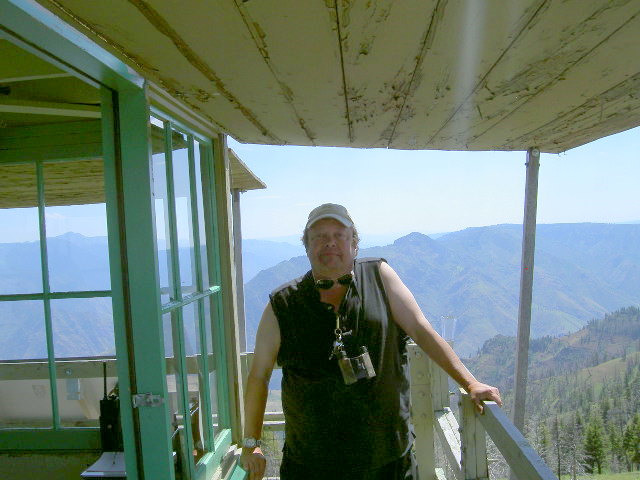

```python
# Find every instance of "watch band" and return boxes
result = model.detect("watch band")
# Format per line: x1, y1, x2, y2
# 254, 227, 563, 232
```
242, 437, 262, 448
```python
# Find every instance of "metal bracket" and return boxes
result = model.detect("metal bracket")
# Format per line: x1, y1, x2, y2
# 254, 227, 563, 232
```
132, 393, 164, 408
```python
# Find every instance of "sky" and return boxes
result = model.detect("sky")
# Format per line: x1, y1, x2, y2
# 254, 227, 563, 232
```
230, 126, 640, 245
1, 126, 637, 245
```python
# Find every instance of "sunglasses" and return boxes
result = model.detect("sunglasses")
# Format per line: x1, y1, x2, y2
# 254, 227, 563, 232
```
315, 273, 353, 290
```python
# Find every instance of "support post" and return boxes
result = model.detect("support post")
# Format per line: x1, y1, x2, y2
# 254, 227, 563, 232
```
460, 391, 489, 480
408, 343, 437, 479
512, 147, 541, 435
232, 188, 247, 353
212, 135, 245, 443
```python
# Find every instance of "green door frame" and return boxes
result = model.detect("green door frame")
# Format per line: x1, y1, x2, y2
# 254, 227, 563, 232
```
0, 4, 245, 479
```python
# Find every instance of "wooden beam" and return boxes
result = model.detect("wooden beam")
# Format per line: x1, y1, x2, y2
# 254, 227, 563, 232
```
232, 189, 247, 353
435, 409, 463, 480
512, 148, 540, 433
0, 72, 73, 83
0, 98, 101, 118
480, 402, 557, 480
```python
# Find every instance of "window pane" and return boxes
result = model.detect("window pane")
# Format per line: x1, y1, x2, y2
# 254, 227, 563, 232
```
171, 131, 197, 298
51, 297, 115, 358
56, 359, 117, 428
43, 160, 110, 292
51, 296, 116, 427
0, 163, 42, 295
204, 294, 221, 436
0, 300, 52, 427
152, 119, 173, 305
193, 141, 210, 289
183, 301, 206, 460
0, 299, 47, 361
164, 311, 190, 477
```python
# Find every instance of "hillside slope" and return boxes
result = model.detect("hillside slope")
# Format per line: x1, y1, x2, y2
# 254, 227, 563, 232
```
244, 223, 640, 355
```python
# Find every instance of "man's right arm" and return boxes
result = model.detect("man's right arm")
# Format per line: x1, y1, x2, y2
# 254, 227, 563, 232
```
240, 302, 280, 480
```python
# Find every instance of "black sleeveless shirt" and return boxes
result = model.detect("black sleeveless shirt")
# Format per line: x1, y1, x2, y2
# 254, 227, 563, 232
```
270, 258, 412, 472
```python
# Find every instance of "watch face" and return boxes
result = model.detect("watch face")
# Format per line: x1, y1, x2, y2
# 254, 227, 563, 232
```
242, 438, 260, 448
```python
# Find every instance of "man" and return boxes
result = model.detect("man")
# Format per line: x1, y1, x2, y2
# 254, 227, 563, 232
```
241, 203, 501, 480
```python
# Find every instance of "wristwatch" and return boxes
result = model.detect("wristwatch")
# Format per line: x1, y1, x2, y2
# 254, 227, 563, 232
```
242, 437, 262, 448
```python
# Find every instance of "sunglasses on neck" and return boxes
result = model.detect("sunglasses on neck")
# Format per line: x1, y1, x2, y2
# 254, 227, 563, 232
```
315, 273, 353, 290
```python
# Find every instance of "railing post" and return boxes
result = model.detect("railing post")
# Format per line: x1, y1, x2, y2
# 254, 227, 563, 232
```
460, 391, 489, 480
408, 343, 437, 479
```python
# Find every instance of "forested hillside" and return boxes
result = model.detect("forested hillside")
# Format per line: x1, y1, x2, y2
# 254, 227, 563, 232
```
466, 307, 640, 476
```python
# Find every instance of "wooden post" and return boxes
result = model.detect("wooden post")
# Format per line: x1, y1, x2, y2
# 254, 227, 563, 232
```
232, 188, 247, 353
460, 391, 489, 480
512, 147, 540, 434
213, 134, 245, 443
408, 343, 437, 479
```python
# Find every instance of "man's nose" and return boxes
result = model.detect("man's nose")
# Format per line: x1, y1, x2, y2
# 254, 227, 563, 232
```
323, 236, 336, 247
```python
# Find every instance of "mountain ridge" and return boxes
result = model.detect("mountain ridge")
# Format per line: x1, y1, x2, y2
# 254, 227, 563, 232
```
243, 223, 640, 355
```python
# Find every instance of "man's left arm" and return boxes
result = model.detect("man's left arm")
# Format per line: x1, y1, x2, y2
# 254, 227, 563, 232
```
379, 261, 502, 412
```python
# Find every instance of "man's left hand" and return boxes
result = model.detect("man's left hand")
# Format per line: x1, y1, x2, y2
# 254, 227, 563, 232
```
467, 381, 502, 414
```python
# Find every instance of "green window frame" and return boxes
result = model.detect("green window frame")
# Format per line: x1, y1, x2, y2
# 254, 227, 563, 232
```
149, 109, 231, 478
0, 153, 112, 447
0, 4, 242, 478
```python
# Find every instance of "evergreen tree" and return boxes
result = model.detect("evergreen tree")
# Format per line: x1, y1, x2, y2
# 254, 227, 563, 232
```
584, 414, 606, 474
551, 416, 562, 478
563, 413, 588, 480
623, 413, 640, 471
608, 424, 625, 473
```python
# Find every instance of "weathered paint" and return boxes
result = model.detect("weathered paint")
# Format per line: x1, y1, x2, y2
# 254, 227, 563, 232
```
27, 0, 640, 151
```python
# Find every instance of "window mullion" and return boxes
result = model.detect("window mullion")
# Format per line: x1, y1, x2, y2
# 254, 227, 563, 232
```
204, 142, 231, 429
164, 122, 196, 479
36, 158, 60, 429
187, 136, 215, 451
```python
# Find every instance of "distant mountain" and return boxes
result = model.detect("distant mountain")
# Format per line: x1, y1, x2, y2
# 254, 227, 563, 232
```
243, 223, 640, 356
242, 239, 305, 282
0, 233, 114, 360
0, 232, 111, 294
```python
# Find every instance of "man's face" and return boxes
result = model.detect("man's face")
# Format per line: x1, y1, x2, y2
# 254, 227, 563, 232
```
306, 218, 356, 277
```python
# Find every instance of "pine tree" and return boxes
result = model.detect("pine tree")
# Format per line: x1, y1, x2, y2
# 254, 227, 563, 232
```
551, 416, 562, 478
608, 424, 625, 473
623, 413, 640, 471
584, 414, 606, 474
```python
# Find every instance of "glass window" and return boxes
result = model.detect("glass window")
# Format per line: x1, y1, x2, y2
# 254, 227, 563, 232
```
44, 160, 110, 292
151, 114, 226, 476
0, 300, 52, 428
0, 155, 115, 432
152, 120, 174, 305
0, 163, 42, 295
193, 141, 210, 289
182, 300, 204, 458
204, 294, 221, 437
51, 298, 115, 358
171, 130, 197, 298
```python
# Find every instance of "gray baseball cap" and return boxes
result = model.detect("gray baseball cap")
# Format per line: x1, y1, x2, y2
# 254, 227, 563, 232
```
305, 203, 354, 230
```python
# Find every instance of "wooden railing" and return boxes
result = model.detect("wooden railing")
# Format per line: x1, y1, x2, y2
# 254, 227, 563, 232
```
407, 343, 558, 480
241, 345, 558, 479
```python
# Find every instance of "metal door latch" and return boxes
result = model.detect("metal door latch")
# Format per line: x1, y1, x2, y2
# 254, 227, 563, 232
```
132, 393, 164, 408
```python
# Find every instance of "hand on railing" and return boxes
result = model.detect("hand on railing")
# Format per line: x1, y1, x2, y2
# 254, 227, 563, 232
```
240, 447, 266, 480
466, 381, 502, 414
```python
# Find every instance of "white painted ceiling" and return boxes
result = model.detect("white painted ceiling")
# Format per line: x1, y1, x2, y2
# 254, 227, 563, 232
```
22, 0, 640, 153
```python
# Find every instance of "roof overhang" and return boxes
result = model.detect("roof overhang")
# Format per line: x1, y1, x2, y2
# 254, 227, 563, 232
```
229, 148, 266, 192
13, 0, 640, 153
